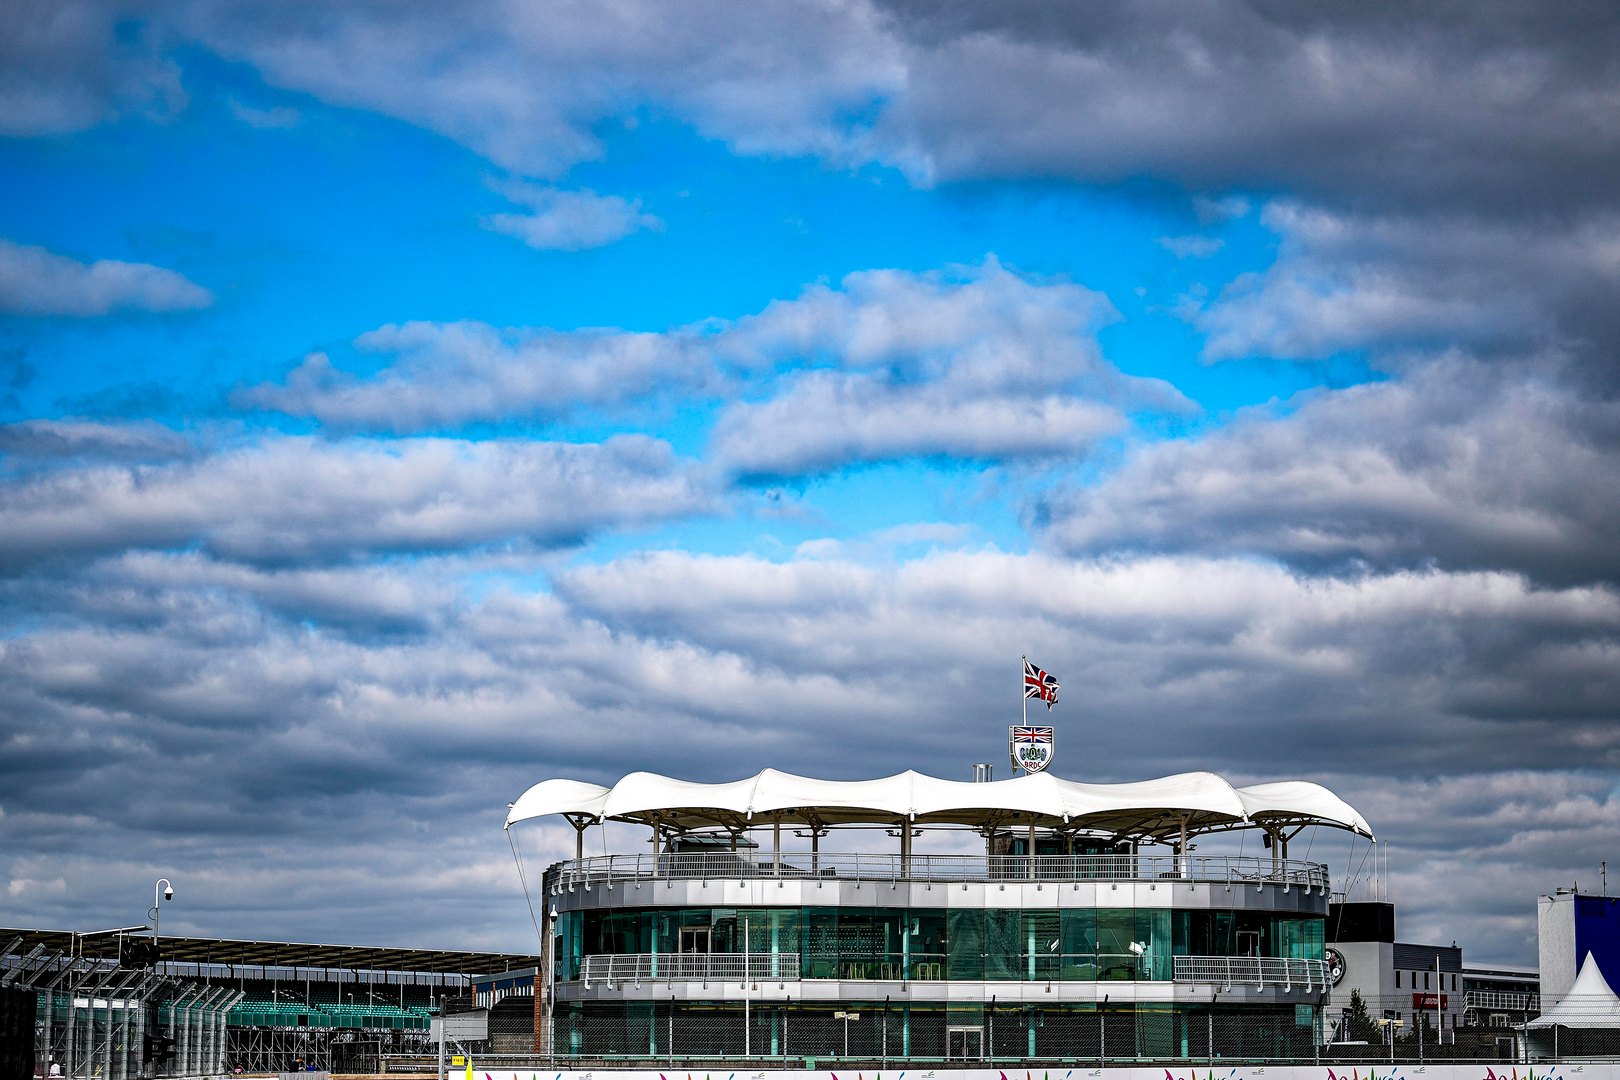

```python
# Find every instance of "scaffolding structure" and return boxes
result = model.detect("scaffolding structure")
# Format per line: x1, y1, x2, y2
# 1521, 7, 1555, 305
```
0, 934, 240, 1079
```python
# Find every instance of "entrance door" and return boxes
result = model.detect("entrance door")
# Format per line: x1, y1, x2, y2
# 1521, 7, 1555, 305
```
1236, 930, 1260, 957
947, 1026, 983, 1060
678, 927, 712, 979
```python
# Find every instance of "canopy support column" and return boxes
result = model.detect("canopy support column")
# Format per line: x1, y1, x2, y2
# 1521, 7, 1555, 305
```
1179, 816, 1190, 878
899, 818, 912, 879
1027, 821, 1037, 880
773, 820, 781, 877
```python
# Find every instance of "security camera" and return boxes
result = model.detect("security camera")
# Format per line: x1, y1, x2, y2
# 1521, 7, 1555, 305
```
163, 886, 174, 901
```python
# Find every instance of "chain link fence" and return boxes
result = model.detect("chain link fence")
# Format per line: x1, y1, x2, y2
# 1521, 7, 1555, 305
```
539, 1003, 1331, 1065
511, 1002, 1620, 1066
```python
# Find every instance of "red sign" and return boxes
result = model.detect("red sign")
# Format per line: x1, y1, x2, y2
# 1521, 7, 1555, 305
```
1412, 993, 1449, 1009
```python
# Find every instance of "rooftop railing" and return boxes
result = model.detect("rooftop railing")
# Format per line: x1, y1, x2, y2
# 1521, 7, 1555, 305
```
549, 852, 1329, 891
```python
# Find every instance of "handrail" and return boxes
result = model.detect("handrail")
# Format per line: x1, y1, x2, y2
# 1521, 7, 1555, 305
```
549, 852, 1329, 890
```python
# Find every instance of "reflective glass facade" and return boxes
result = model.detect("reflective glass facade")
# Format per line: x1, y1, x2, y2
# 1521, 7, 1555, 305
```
556, 906, 1324, 983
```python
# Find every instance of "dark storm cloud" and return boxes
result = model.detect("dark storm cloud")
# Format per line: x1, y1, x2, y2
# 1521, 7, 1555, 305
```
8, 544, 1616, 955
1036, 357, 1620, 587
0, 418, 193, 464
873, 1, 1620, 215
1183, 203, 1620, 387
0, 0, 183, 136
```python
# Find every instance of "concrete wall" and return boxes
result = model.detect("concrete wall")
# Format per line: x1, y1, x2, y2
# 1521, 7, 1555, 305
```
1539, 894, 1578, 1005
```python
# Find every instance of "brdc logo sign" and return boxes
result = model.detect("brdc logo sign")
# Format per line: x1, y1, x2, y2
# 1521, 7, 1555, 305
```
1010, 725, 1055, 774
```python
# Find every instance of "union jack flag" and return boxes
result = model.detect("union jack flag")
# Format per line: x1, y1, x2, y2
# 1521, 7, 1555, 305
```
1024, 658, 1060, 709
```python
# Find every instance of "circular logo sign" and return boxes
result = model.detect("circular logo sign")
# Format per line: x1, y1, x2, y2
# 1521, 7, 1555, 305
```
1325, 947, 1347, 986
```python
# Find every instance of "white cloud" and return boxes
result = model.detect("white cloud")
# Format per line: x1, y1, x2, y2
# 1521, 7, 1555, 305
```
242, 320, 715, 430
175, 2, 905, 178
0, 238, 212, 316
0, 433, 713, 566
706, 259, 1184, 476
712, 371, 1125, 476
246, 261, 1190, 475
226, 96, 300, 128
484, 182, 662, 250
1158, 235, 1224, 258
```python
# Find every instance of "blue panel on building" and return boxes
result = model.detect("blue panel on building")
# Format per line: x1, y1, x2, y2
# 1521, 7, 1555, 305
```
1574, 895, 1620, 987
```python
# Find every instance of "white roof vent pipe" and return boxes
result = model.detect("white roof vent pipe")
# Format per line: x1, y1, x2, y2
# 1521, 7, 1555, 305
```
973, 763, 993, 783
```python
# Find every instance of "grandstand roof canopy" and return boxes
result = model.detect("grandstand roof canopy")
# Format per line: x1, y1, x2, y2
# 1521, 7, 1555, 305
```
1, 928, 536, 975
505, 767, 1374, 843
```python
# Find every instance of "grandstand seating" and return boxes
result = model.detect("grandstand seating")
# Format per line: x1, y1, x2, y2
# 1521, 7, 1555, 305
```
228, 999, 429, 1031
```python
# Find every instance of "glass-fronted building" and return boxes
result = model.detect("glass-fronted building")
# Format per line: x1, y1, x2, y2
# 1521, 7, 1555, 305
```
508, 768, 1373, 1064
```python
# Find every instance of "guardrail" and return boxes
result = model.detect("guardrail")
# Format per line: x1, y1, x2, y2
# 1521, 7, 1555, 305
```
1172, 955, 1329, 991
550, 852, 1329, 890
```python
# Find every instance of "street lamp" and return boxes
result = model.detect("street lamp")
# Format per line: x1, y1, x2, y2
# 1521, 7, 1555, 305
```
150, 879, 174, 962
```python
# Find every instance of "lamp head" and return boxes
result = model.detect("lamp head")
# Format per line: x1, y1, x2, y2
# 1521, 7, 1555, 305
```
163, 885, 174, 901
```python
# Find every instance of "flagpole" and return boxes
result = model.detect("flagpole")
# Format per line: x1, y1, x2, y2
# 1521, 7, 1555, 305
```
1021, 654, 1028, 728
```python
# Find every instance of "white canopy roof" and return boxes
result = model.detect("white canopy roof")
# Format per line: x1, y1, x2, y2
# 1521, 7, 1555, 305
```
1527, 953, 1620, 1029
505, 767, 1373, 842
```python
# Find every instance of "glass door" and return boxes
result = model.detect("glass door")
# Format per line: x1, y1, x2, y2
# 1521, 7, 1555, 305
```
947, 1026, 983, 1060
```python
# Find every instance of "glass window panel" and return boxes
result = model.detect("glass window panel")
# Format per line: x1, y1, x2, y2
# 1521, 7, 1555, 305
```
947, 910, 985, 980
1060, 908, 1097, 980
913, 911, 947, 981
1096, 909, 1135, 980
1023, 910, 1061, 981
984, 910, 1021, 981
803, 907, 839, 979
1136, 908, 1171, 979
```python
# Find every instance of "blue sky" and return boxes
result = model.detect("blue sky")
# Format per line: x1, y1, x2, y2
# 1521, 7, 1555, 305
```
2, 2, 1617, 968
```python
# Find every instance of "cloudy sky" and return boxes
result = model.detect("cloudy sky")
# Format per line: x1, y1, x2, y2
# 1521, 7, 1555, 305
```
2, 1, 1617, 966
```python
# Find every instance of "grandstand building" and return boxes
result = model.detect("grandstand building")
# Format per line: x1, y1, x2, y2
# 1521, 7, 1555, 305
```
505, 768, 1375, 1064
1, 928, 535, 1076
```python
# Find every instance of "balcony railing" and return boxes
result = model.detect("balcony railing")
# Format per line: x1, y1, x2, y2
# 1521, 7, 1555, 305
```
1464, 989, 1539, 1011
572, 952, 1327, 989
550, 852, 1328, 890
1173, 955, 1330, 991
580, 953, 801, 983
